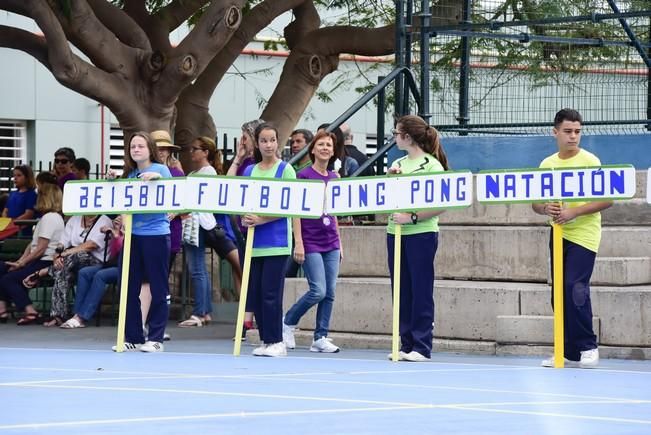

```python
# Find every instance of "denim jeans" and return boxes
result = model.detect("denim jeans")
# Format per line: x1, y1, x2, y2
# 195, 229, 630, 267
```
285, 249, 340, 340
75, 265, 119, 321
184, 232, 211, 317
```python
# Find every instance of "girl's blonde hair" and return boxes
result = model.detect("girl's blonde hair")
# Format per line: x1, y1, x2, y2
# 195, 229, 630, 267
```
36, 183, 62, 214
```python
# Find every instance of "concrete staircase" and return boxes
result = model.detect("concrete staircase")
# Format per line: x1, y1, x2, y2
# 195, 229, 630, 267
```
282, 170, 651, 359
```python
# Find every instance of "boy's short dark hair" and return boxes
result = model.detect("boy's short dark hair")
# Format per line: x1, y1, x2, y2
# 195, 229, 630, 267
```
54, 147, 76, 161
290, 129, 314, 144
554, 108, 583, 127
73, 157, 90, 174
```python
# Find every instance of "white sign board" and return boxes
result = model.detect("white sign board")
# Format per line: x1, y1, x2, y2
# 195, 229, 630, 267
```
477, 165, 636, 204
63, 179, 186, 215
325, 172, 473, 215
63, 176, 326, 218
184, 175, 325, 218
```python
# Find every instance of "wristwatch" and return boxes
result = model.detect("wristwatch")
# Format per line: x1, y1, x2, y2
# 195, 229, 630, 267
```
410, 212, 418, 225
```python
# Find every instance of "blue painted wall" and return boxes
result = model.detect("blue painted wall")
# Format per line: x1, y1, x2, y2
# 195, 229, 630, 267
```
444, 134, 650, 172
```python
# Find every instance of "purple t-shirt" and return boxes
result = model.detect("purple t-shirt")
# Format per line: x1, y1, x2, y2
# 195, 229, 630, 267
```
298, 166, 340, 254
57, 172, 76, 189
235, 157, 256, 177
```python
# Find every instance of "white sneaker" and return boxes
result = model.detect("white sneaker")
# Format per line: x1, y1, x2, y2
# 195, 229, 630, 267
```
579, 348, 599, 368
403, 351, 430, 362
112, 342, 141, 352
140, 341, 164, 353
252, 343, 266, 356
163, 333, 171, 341
310, 337, 340, 353
387, 351, 409, 361
282, 319, 296, 349
261, 342, 287, 357
541, 356, 580, 368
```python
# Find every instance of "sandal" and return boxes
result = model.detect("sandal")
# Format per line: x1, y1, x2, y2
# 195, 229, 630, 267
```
177, 315, 204, 328
22, 271, 45, 289
60, 317, 85, 329
42, 316, 63, 327
16, 312, 42, 325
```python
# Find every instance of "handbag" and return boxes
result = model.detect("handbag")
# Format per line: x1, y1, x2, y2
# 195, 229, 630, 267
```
182, 213, 200, 247
203, 224, 226, 250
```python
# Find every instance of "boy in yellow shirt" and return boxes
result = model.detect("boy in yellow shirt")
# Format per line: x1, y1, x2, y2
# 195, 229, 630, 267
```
532, 108, 612, 368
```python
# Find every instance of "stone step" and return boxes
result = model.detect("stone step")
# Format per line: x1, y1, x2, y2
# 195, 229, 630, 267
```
339, 226, 651, 284
370, 170, 649, 226
374, 197, 651, 226
283, 278, 651, 346
245, 329, 651, 360
496, 315, 600, 345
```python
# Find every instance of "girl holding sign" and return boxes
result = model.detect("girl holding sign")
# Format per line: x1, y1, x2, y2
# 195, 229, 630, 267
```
241, 123, 296, 357
282, 131, 342, 353
387, 115, 449, 362
113, 132, 172, 352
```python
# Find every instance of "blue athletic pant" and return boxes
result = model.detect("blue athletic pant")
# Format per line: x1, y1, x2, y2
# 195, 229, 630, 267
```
247, 255, 288, 345
549, 233, 598, 361
120, 234, 170, 344
387, 232, 438, 359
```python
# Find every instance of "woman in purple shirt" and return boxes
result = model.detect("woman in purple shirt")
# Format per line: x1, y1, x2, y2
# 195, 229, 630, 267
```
282, 131, 343, 353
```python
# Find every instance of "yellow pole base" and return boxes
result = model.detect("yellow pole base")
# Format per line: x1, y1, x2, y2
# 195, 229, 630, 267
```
552, 223, 565, 368
233, 226, 255, 356
391, 225, 402, 362
115, 214, 133, 353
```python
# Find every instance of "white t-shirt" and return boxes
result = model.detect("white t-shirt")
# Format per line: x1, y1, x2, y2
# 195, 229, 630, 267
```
32, 212, 65, 261
61, 215, 113, 261
192, 165, 217, 230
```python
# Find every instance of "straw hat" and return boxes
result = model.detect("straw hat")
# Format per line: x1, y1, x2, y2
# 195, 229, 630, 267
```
150, 130, 180, 150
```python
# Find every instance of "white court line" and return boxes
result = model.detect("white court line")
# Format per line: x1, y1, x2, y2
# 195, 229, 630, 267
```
221, 373, 648, 404
443, 405, 651, 425
2, 347, 651, 374
0, 405, 429, 431
9, 383, 428, 407
1, 396, 649, 431
1, 368, 648, 406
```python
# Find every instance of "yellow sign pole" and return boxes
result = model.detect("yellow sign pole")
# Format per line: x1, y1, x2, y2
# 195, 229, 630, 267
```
552, 223, 564, 368
391, 224, 402, 362
233, 226, 255, 356
115, 214, 133, 353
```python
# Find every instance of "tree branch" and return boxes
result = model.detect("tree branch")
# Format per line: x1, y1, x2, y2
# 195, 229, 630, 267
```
87, 0, 151, 51
262, 24, 396, 141
0, 0, 31, 17
157, 0, 210, 32
23, 0, 125, 110
284, 0, 319, 49
181, 0, 304, 107
0, 25, 50, 68
44, 0, 135, 74
124, 0, 170, 50
156, 0, 244, 106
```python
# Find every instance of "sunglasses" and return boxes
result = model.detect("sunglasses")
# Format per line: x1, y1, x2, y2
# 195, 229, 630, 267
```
391, 129, 404, 136
54, 158, 70, 164
190, 147, 205, 153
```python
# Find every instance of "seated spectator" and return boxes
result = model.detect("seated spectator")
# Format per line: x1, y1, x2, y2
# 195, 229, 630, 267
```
2, 165, 37, 235
24, 213, 112, 326
36, 171, 59, 189
0, 183, 64, 324
72, 158, 91, 180
53, 147, 77, 189
60, 217, 123, 328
